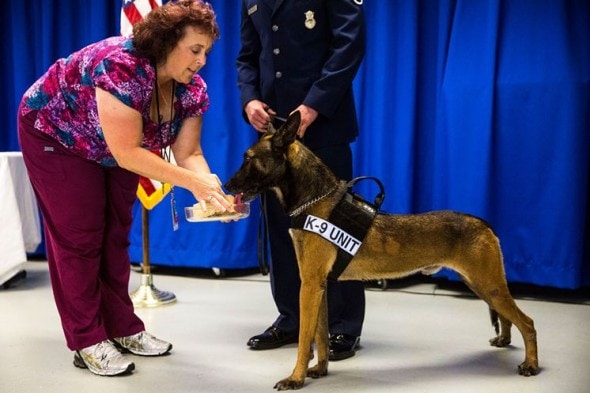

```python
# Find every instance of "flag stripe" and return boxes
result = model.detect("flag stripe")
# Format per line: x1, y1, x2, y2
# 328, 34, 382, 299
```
134, 0, 158, 18
121, 0, 162, 36
123, 5, 142, 25
138, 176, 158, 195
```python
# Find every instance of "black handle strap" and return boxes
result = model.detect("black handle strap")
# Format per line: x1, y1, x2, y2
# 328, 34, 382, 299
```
345, 176, 385, 210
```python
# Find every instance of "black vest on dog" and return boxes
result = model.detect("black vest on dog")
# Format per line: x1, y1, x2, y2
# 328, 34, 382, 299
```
291, 177, 385, 280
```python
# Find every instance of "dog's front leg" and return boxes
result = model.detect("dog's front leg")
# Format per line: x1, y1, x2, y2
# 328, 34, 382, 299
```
307, 287, 329, 379
274, 280, 325, 390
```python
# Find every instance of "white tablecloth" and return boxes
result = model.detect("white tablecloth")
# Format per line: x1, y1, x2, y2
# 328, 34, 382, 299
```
0, 152, 41, 286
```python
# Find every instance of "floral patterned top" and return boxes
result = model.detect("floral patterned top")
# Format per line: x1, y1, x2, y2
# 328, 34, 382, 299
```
20, 36, 210, 167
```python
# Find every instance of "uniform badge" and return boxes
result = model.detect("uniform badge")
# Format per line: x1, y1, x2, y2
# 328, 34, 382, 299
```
304, 10, 316, 29
247, 4, 257, 15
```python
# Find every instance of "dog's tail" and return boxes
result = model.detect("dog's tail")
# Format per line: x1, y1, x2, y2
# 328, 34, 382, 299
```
489, 308, 500, 335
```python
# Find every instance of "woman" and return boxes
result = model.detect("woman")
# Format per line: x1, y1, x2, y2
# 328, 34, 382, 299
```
17, 0, 230, 376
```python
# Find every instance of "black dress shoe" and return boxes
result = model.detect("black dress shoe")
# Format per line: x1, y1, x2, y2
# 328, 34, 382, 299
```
329, 333, 360, 361
247, 326, 298, 350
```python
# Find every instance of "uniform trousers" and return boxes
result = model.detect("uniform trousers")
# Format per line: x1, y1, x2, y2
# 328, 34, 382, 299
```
266, 143, 366, 337
18, 108, 145, 350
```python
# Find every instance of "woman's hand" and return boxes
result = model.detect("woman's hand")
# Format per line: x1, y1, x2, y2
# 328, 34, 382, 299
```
192, 173, 233, 213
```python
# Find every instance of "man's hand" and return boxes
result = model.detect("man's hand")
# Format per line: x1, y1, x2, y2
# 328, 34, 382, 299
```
244, 100, 275, 132
292, 105, 318, 138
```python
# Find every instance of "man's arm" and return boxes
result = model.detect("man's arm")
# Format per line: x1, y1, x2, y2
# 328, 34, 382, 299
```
236, 1, 263, 111
303, 1, 366, 119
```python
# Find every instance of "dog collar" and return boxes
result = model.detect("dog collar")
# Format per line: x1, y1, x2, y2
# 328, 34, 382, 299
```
288, 184, 339, 217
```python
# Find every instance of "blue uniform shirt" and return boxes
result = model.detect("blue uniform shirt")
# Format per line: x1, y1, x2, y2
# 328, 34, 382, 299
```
237, 0, 366, 148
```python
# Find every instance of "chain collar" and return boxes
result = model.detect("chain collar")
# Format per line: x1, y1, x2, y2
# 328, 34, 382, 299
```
288, 184, 339, 217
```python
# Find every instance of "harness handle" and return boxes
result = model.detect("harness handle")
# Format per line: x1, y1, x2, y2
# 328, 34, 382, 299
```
345, 176, 386, 210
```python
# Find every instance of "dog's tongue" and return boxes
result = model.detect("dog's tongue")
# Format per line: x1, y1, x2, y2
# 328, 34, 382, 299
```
235, 193, 243, 204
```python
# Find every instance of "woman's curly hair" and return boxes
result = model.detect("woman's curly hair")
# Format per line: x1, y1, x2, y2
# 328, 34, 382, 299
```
133, 0, 220, 66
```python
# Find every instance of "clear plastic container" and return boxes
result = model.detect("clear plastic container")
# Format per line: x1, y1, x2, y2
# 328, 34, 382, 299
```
184, 202, 250, 222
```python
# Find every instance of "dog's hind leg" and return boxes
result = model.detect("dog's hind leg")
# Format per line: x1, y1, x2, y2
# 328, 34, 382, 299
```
456, 230, 539, 377
461, 270, 539, 377
489, 312, 512, 347
465, 283, 514, 347
485, 290, 538, 376
308, 289, 329, 379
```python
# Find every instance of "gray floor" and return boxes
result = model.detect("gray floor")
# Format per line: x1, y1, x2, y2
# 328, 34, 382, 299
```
1, 260, 589, 393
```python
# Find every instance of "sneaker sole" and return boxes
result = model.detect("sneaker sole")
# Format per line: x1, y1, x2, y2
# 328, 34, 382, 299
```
73, 352, 135, 376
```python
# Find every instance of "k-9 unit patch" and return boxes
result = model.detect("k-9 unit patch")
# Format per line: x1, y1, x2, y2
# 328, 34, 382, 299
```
302, 215, 362, 255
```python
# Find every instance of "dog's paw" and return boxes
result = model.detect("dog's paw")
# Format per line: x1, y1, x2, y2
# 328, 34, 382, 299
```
489, 335, 511, 347
518, 361, 539, 377
307, 361, 328, 379
274, 377, 305, 390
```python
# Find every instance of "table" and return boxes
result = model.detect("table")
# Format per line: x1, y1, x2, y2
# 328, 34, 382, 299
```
0, 152, 41, 286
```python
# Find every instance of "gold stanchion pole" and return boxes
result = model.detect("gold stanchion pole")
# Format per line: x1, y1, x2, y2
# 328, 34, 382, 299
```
130, 205, 177, 307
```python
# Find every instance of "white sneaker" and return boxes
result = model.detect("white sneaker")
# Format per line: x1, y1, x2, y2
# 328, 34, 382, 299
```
113, 331, 172, 356
73, 340, 135, 376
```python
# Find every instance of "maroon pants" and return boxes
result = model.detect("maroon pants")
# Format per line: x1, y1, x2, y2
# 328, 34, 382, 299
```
18, 109, 145, 350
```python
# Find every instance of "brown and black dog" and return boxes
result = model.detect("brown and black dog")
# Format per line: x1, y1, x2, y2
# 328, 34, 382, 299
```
225, 112, 539, 390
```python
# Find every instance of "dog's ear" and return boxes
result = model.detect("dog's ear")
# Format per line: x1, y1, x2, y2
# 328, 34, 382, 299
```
279, 111, 300, 145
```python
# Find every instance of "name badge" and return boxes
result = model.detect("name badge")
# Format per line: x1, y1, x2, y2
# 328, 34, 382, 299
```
170, 186, 179, 231
302, 215, 362, 255
304, 10, 316, 29
248, 4, 258, 15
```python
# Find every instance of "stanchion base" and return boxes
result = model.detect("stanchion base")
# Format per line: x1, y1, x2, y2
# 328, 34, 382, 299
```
130, 274, 177, 308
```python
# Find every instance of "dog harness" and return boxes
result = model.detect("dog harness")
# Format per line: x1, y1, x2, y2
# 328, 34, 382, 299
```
291, 177, 385, 280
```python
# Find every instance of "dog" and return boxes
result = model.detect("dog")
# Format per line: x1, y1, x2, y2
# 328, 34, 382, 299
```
225, 111, 539, 390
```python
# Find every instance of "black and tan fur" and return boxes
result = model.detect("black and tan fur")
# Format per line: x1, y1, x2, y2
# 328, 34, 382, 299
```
225, 112, 539, 390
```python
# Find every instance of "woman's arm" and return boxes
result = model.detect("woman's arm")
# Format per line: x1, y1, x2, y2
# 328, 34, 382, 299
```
96, 87, 230, 211
171, 116, 209, 173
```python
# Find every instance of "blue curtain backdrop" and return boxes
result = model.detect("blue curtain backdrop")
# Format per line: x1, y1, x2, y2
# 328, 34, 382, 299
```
2, 1, 588, 288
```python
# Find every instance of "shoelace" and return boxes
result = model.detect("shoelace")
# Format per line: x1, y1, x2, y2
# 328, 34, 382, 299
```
134, 332, 144, 342
91, 341, 122, 365
127, 332, 145, 348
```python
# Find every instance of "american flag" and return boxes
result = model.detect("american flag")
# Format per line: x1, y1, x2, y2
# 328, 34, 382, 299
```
121, 0, 172, 210
121, 0, 162, 37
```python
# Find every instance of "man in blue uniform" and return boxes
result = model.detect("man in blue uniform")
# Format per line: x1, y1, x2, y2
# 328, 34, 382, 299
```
236, 0, 366, 361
